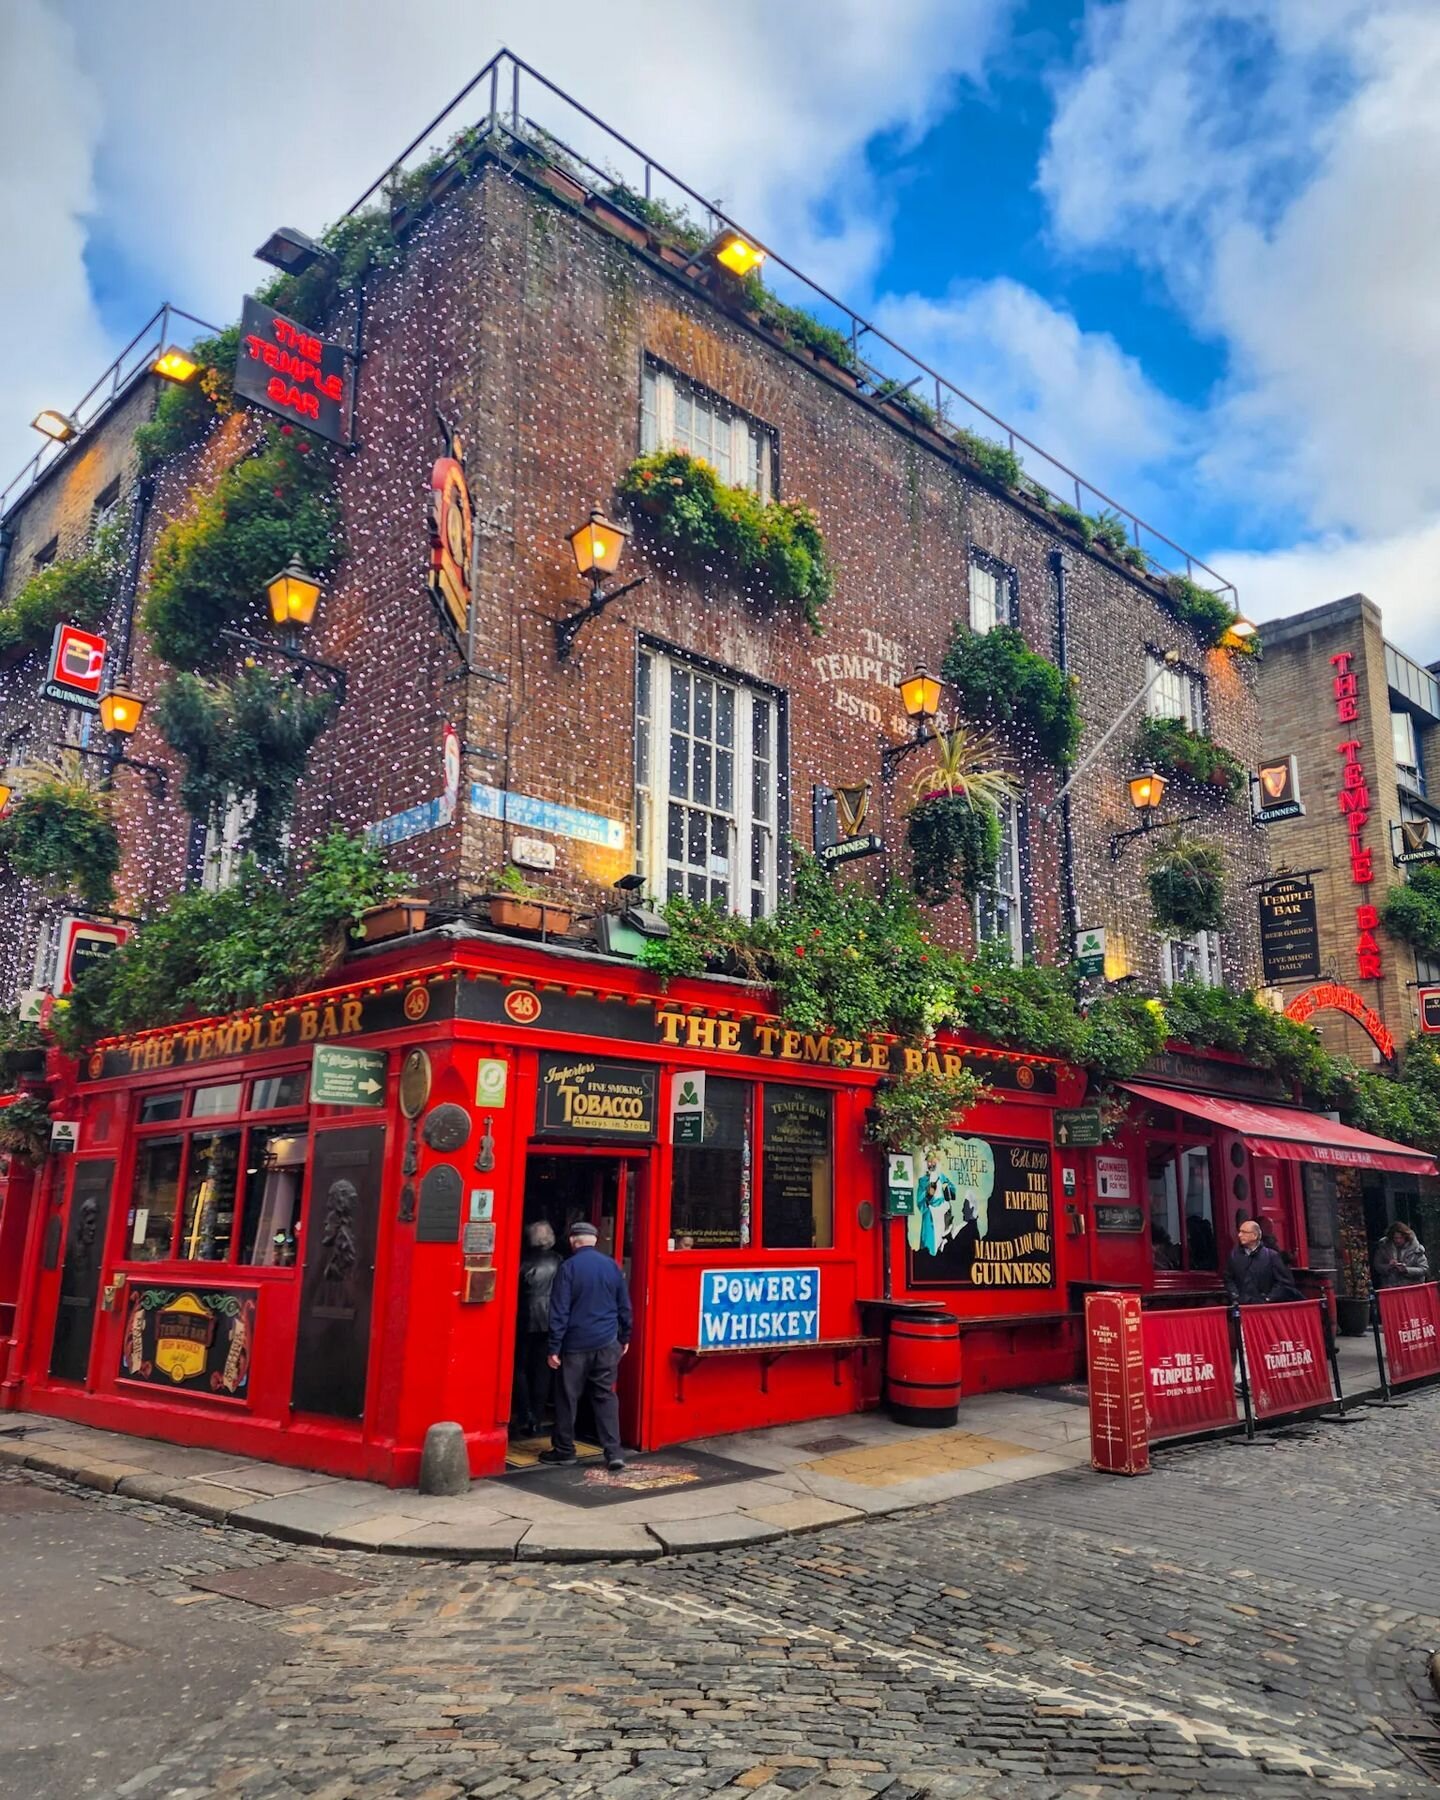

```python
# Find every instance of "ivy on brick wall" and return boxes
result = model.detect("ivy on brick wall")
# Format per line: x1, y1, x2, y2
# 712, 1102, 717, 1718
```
1381, 863, 1440, 962
618, 449, 834, 632
1135, 715, 1247, 802
942, 624, 1082, 766
0, 507, 129, 661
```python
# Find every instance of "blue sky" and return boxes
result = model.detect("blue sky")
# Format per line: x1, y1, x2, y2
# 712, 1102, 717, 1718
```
5, 0, 1440, 652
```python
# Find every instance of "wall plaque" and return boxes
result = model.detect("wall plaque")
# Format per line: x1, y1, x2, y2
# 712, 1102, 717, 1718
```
416, 1164, 463, 1244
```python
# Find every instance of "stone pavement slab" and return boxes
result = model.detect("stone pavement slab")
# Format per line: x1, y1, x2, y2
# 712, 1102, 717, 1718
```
0, 1382, 1222, 1563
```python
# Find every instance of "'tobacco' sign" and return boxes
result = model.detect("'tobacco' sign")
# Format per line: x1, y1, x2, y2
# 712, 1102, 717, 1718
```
235, 295, 348, 444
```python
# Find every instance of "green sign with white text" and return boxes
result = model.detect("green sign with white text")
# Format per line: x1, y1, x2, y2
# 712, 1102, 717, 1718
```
310, 1044, 387, 1108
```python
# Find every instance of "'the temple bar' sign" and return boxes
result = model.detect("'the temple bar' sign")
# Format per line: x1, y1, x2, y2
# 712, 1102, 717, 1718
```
235, 296, 349, 444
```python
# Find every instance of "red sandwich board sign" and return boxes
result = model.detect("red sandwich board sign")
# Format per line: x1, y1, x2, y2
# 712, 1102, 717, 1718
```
1239, 1299, 1333, 1419
1377, 1283, 1440, 1385
1142, 1305, 1236, 1439
1086, 1291, 1148, 1475
43, 623, 107, 712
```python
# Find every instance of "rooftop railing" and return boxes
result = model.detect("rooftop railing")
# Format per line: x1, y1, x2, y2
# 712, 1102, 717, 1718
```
0, 302, 219, 522
346, 49, 1236, 603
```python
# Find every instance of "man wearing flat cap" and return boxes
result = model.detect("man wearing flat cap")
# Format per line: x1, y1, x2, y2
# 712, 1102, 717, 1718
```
540, 1216, 633, 1472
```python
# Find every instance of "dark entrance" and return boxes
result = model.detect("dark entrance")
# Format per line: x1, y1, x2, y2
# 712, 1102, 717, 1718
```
511, 1151, 647, 1452
291, 1126, 383, 1419
50, 1160, 115, 1382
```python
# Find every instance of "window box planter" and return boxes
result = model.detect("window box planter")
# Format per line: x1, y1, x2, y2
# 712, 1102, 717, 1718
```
537, 164, 588, 206
0, 1048, 46, 1081
359, 898, 430, 943
586, 195, 649, 248
487, 895, 575, 936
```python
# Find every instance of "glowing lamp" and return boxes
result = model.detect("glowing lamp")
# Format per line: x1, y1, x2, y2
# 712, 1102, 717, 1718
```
0, 780, 10, 812
710, 232, 767, 278
31, 409, 77, 443
898, 665, 943, 722
1128, 767, 1167, 813
152, 345, 200, 385
569, 511, 628, 582
99, 684, 145, 736
1223, 615, 1258, 649
266, 560, 322, 627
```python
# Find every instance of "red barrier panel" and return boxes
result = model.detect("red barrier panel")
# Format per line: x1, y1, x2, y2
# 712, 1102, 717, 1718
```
1086, 1292, 1148, 1475
1142, 1306, 1236, 1439
1239, 1300, 1333, 1419
1377, 1283, 1440, 1385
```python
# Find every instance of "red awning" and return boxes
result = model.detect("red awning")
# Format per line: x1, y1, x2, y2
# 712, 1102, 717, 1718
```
1116, 1080, 1438, 1178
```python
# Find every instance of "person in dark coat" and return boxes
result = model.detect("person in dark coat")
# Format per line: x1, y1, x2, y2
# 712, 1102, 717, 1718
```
1373, 1220, 1430, 1287
541, 1218, 632, 1472
512, 1221, 561, 1436
1225, 1218, 1301, 1305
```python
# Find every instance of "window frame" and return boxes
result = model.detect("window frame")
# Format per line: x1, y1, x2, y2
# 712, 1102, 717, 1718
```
668, 1076, 838, 1256
1160, 930, 1222, 990
635, 640, 786, 918
1142, 1111, 1220, 1276
641, 357, 777, 500
117, 1069, 311, 1276
1145, 649, 1207, 731
967, 549, 1018, 634
975, 794, 1023, 964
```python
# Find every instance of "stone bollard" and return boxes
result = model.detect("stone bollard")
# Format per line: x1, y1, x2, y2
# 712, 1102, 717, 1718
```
418, 1421, 470, 1495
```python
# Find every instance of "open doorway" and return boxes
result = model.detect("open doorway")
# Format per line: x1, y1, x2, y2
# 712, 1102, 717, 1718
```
507, 1151, 646, 1468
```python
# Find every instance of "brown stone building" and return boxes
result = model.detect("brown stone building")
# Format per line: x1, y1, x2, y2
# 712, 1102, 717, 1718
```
0, 80, 1265, 1004
1256, 594, 1440, 1063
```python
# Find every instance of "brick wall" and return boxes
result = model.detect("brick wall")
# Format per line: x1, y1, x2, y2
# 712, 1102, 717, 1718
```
1256, 595, 1416, 1060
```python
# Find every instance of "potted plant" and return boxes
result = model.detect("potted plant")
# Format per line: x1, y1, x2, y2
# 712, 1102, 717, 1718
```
0, 762, 120, 911
484, 865, 574, 936
866, 1067, 990, 1155
0, 1015, 46, 1082
359, 896, 431, 943
0, 1093, 51, 1165
1334, 1181, 1372, 1335
1146, 834, 1225, 934
905, 727, 1016, 907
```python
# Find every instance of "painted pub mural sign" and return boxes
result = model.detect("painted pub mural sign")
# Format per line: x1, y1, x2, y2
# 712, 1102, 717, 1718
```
905, 1136, 1055, 1289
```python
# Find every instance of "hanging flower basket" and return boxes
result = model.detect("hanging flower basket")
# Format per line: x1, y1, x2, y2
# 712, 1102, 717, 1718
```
0, 764, 119, 912
1146, 836, 1225, 933
907, 793, 1001, 907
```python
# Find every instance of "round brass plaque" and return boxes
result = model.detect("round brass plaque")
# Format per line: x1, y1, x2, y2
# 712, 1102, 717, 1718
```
398, 1049, 432, 1120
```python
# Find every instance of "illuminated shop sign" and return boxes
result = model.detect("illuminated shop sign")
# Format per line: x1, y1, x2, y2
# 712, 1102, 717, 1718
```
1330, 651, 1381, 982
234, 295, 348, 444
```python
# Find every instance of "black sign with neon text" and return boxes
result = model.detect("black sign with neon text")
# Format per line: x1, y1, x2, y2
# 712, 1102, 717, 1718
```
235, 295, 348, 444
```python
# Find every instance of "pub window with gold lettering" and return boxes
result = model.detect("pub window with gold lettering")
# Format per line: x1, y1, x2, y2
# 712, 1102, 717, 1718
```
123, 1072, 310, 1270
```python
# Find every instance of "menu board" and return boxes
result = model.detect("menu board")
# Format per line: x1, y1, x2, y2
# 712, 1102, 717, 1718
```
761, 1087, 832, 1249
906, 1135, 1055, 1289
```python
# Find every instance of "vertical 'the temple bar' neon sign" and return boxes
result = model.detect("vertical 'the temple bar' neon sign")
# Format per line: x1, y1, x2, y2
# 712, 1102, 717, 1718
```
1331, 650, 1382, 981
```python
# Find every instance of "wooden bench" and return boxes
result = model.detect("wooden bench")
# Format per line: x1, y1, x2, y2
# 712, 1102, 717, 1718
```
670, 1336, 880, 1401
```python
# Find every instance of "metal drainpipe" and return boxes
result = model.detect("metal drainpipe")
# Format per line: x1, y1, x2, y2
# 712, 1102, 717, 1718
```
1051, 548, 1080, 943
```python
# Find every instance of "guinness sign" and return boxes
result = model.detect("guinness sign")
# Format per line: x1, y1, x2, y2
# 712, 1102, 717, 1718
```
1392, 818, 1440, 866
1252, 755, 1304, 824
815, 778, 883, 867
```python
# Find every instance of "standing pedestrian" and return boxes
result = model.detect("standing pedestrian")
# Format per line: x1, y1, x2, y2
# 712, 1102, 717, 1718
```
512, 1221, 561, 1436
541, 1218, 632, 1473
1373, 1220, 1430, 1287
1225, 1218, 1302, 1305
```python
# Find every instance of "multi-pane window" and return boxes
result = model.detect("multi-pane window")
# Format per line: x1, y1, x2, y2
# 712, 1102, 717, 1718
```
636, 647, 781, 917
968, 551, 1018, 634
1161, 931, 1222, 989
669, 1077, 834, 1252
1146, 652, 1206, 730
202, 792, 260, 891
125, 1074, 309, 1268
976, 797, 1022, 963
1146, 1132, 1218, 1273
641, 360, 774, 499
1393, 711, 1425, 794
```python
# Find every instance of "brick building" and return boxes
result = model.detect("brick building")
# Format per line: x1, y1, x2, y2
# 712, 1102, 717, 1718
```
1256, 594, 1440, 1062
12, 60, 1381, 1484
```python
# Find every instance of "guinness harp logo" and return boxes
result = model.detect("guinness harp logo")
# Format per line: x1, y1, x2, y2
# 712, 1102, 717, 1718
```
1259, 760, 1294, 802
835, 782, 872, 839
1403, 818, 1431, 854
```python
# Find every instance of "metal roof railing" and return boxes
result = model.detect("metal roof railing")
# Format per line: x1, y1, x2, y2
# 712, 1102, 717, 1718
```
0, 302, 220, 522
345, 48, 1236, 603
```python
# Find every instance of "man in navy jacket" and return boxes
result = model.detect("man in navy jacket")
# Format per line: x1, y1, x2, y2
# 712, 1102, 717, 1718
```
1225, 1218, 1301, 1305
541, 1218, 633, 1472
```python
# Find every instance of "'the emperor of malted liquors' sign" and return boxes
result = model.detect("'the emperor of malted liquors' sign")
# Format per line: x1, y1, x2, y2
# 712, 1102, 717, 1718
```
535, 1054, 658, 1141
906, 1135, 1055, 1289
698, 1267, 820, 1346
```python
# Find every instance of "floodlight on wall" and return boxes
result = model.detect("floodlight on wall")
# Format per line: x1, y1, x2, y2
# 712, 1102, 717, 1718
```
31, 409, 77, 443
254, 225, 332, 276
707, 230, 767, 279
152, 345, 201, 385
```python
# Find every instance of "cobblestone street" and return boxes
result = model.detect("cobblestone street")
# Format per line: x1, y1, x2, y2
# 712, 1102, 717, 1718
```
5, 1389, 1439, 1800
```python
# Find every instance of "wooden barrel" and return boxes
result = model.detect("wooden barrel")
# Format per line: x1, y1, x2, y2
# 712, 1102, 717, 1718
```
886, 1312, 962, 1427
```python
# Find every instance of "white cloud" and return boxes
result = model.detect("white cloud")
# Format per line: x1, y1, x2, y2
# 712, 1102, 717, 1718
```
1214, 521, 1440, 660
0, 0, 1013, 481
0, 1, 108, 493
876, 278, 1190, 505
1041, 1, 1440, 540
